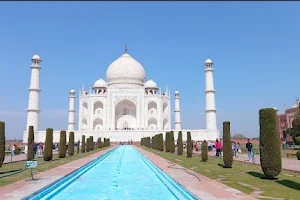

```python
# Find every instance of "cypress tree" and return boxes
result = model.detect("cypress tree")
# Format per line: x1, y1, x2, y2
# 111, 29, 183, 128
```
259, 108, 282, 179
170, 131, 175, 153
77, 140, 80, 154
201, 140, 208, 162
59, 131, 67, 158
223, 122, 233, 168
177, 131, 183, 155
186, 132, 193, 158
89, 136, 94, 151
81, 135, 86, 153
27, 126, 35, 161
86, 138, 90, 152
68, 132, 74, 156
159, 133, 164, 151
99, 137, 102, 148
43, 128, 53, 161
165, 132, 170, 152
0, 121, 5, 167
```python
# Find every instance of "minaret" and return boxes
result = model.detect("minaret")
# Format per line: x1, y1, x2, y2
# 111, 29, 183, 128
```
68, 89, 76, 131
26, 54, 42, 131
204, 58, 217, 130
174, 90, 181, 130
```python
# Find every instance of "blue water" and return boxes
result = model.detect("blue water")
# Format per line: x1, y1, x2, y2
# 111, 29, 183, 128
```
26, 146, 197, 200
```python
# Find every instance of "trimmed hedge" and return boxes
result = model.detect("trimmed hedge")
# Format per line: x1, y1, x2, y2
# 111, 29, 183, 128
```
201, 140, 208, 162
0, 121, 5, 167
170, 131, 175, 153
77, 140, 80, 154
177, 131, 183, 155
86, 138, 90, 152
89, 136, 94, 151
165, 132, 170, 152
43, 128, 53, 161
259, 108, 282, 179
59, 131, 67, 158
186, 132, 192, 158
68, 132, 74, 156
223, 122, 233, 168
159, 133, 164, 151
27, 126, 35, 161
81, 135, 86, 153
297, 151, 300, 160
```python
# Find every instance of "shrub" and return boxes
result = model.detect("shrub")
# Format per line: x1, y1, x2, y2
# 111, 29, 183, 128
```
27, 126, 34, 161
186, 132, 192, 158
294, 136, 300, 145
165, 132, 170, 152
201, 140, 208, 162
86, 138, 90, 152
89, 136, 94, 151
159, 133, 164, 151
81, 135, 86, 153
14, 147, 22, 155
177, 131, 183, 155
259, 108, 282, 179
170, 131, 175, 153
77, 140, 80, 154
296, 151, 300, 160
43, 128, 53, 161
58, 131, 67, 158
0, 121, 5, 167
223, 121, 233, 168
68, 132, 74, 156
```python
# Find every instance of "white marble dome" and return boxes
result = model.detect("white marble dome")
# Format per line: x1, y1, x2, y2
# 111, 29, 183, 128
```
144, 79, 158, 89
106, 53, 146, 86
205, 58, 213, 65
70, 88, 75, 94
32, 54, 41, 61
94, 78, 107, 88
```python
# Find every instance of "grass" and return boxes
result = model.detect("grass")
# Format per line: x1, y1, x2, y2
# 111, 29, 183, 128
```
140, 146, 300, 200
0, 146, 110, 186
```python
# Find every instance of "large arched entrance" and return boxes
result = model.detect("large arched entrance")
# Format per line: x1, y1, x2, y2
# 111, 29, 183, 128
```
115, 99, 137, 130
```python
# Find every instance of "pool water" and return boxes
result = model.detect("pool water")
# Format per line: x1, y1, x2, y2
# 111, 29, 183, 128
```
26, 146, 197, 200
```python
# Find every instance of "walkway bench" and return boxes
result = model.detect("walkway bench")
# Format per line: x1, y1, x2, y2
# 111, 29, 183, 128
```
286, 153, 297, 158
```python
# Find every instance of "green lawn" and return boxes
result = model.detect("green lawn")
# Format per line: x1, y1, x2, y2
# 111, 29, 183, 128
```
0, 147, 110, 186
140, 146, 300, 200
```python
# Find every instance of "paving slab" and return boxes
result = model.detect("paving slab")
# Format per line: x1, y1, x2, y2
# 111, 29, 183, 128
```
136, 146, 257, 200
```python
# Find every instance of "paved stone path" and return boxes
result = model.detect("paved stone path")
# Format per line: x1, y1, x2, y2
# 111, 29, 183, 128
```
136, 146, 257, 200
4, 151, 59, 164
204, 151, 300, 172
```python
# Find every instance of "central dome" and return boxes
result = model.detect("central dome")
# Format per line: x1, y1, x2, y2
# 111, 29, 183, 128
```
106, 52, 146, 86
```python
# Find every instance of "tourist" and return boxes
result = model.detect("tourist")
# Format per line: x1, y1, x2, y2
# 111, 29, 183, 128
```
246, 139, 254, 162
237, 142, 242, 154
11, 144, 16, 156
232, 141, 237, 157
24, 144, 28, 154
215, 139, 221, 157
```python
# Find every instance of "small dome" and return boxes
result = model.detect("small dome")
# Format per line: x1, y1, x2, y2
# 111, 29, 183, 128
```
93, 78, 107, 88
144, 79, 158, 89
205, 58, 213, 65
106, 53, 146, 86
70, 89, 75, 93
32, 54, 41, 61
175, 90, 179, 94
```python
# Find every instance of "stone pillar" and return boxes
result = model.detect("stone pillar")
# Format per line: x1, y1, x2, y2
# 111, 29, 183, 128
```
26, 54, 42, 131
174, 90, 181, 130
204, 58, 217, 130
68, 89, 76, 131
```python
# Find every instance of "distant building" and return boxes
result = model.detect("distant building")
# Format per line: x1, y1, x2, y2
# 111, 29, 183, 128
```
278, 99, 300, 139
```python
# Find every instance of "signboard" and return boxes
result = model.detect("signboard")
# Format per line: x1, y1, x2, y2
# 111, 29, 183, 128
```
26, 161, 38, 168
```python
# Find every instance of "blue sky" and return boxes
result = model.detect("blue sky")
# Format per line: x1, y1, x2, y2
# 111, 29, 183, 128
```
0, 2, 299, 139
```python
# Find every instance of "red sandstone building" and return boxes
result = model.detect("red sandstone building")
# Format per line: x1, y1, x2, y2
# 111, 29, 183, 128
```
278, 100, 300, 139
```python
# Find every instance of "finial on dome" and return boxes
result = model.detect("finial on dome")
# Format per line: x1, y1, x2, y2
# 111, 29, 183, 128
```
125, 44, 128, 53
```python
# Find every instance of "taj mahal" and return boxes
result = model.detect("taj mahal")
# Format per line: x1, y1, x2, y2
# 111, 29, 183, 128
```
23, 47, 219, 143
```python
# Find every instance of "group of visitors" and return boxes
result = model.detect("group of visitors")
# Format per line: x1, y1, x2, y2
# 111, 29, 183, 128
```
189, 138, 255, 162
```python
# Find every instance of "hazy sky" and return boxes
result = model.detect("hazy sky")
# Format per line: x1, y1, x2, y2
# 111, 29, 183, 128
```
1, 2, 299, 139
